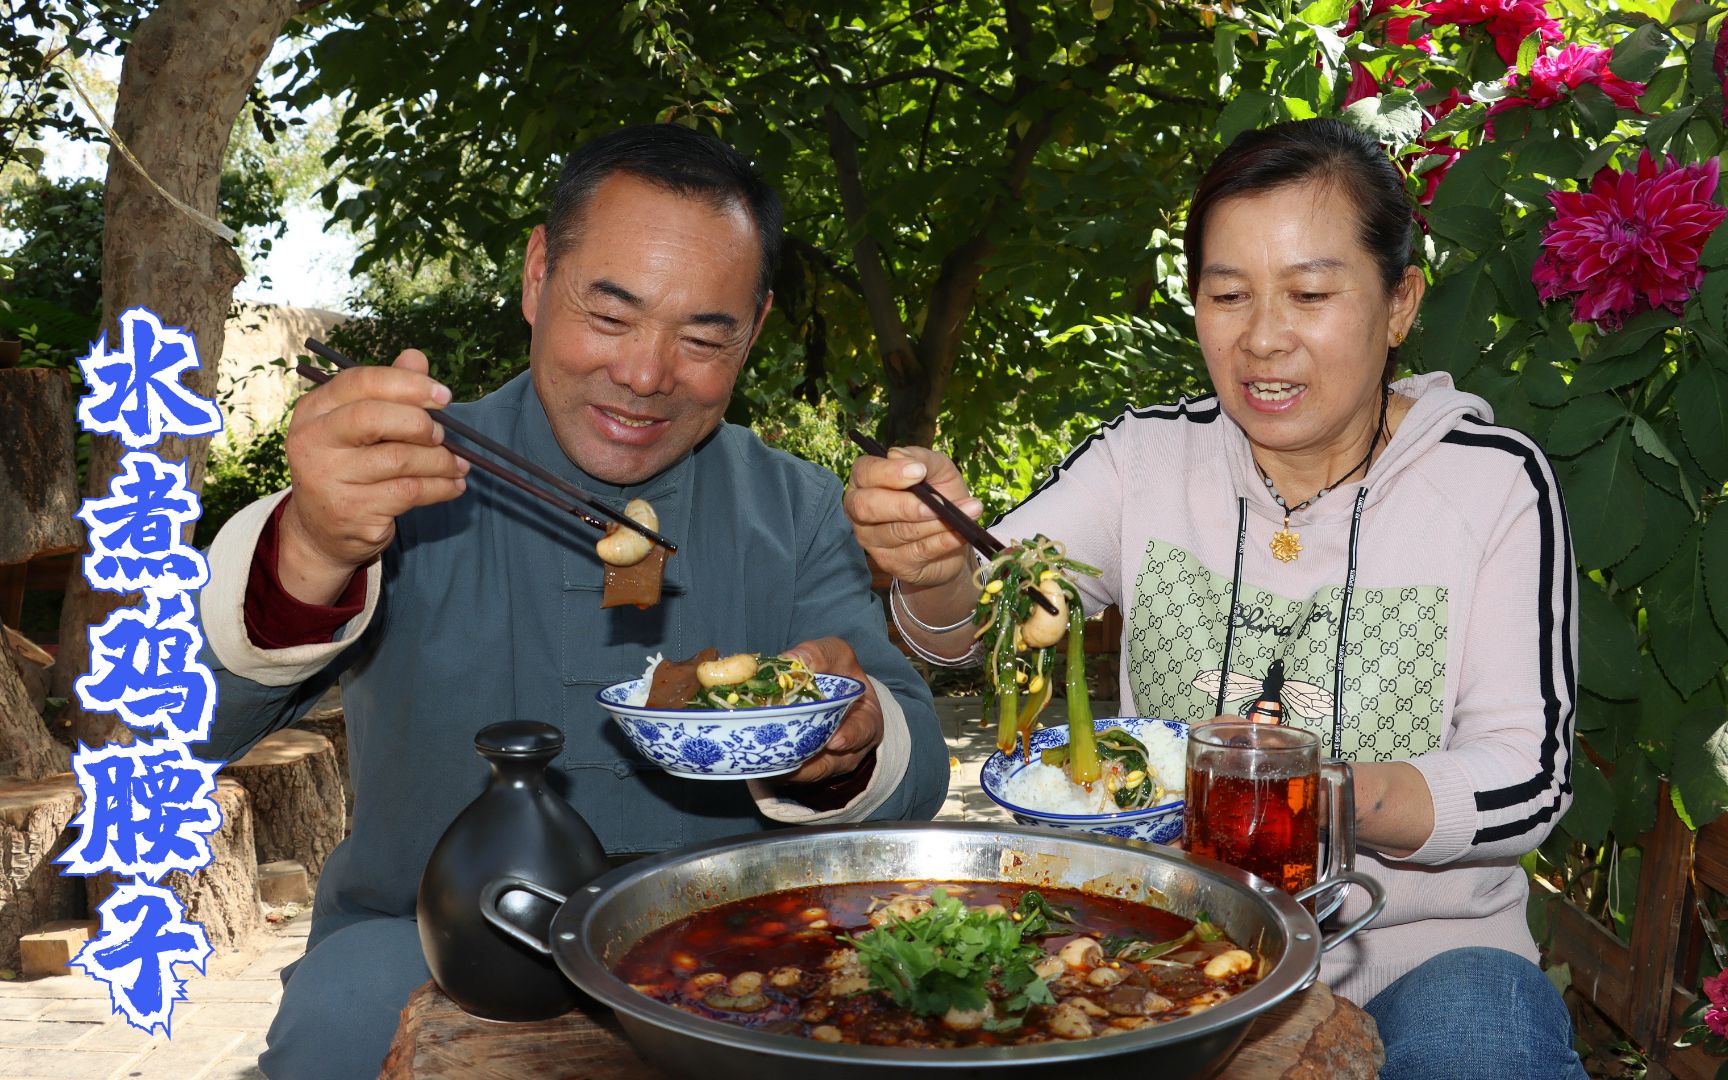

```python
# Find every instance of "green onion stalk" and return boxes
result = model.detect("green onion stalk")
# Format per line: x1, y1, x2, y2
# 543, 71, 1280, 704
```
973, 535, 1102, 761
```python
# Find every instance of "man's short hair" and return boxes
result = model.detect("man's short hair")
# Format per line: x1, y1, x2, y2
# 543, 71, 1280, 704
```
545, 124, 784, 310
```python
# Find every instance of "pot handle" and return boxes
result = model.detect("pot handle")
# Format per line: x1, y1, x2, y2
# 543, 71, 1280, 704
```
478, 876, 569, 957
1294, 869, 1385, 954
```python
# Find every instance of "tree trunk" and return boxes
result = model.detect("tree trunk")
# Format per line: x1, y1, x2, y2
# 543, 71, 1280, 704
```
225, 728, 345, 881
54, 0, 301, 747
0, 638, 69, 779
0, 775, 84, 970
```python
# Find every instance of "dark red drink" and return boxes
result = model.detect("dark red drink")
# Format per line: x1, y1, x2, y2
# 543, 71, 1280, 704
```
1184, 768, 1318, 893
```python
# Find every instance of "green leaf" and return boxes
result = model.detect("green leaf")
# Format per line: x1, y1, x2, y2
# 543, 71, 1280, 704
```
1405, 258, 1495, 375
1570, 83, 1620, 140
1647, 523, 1728, 696
1091, 0, 1114, 19
1676, 358, 1728, 479
1516, 132, 1588, 180
1562, 754, 1613, 845
1560, 427, 1647, 569
1521, 358, 1573, 408
1340, 89, 1427, 148
1640, 64, 1688, 112
1544, 394, 1628, 457
1216, 91, 1274, 146
1423, 100, 1491, 141
1704, 510, 1728, 637
1612, 751, 1659, 841
1572, 317, 1675, 394
1427, 204, 1503, 253
1630, 415, 1677, 466
1296, 0, 1352, 24
1635, 661, 1704, 773
1611, 483, 1691, 589
1516, 30, 1541, 76
1610, 23, 1672, 85
1578, 581, 1641, 701
1429, 145, 1509, 212
1644, 103, 1696, 155
1673, 705, 1728, 829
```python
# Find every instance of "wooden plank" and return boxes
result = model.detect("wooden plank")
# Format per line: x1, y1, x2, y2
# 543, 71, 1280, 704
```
1550, 899, 1632, 1029
1649, 986, 1723, 1080
1630, 783, 1698, 1048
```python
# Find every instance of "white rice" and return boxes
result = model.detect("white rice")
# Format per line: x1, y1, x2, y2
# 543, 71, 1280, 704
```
1001, 725, 1186, 815
623, 654, 663, 707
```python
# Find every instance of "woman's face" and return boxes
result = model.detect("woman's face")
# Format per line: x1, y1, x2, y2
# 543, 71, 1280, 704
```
1192, 180, 1422, 464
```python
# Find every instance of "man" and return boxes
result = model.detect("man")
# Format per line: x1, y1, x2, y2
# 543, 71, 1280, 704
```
193, 125, 948, 1078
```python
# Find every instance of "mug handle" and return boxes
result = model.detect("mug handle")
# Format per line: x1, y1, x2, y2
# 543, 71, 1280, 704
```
478, 876, 569, 956
1304, 759, 1356, 922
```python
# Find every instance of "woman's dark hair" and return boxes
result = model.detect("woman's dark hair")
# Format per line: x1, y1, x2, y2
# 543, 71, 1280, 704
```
545, 123, 784, 310
1184, 118, 1416, 381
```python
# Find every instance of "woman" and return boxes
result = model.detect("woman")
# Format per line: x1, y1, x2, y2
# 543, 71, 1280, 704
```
845, 118, 1584, 1079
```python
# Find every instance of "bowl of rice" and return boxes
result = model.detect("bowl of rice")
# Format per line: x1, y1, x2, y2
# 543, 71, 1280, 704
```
598, 654, 865, 780
979, 717, 1189, 844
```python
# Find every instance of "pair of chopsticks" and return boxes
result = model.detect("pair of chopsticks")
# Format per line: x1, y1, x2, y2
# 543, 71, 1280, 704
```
296, 339, 676, 554
846, 429, 1059, 617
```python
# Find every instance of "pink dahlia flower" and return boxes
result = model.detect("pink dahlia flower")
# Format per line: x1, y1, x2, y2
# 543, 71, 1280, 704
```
1533, 151, 1728, 331
1493, 44, 1644, 114
1708, 1004, 1728, 1039
1421, 0, 1562, 66
1705, 970, 1728, 1008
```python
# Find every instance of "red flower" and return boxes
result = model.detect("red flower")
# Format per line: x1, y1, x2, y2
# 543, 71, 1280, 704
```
1343, 0, 1433, 51
1421, 0, 1562, 66
1492, 44, 1645, 114
1705, 971, 1728, 1008
1707, 1004, 1728, 1039
1533, 151, 1728, 331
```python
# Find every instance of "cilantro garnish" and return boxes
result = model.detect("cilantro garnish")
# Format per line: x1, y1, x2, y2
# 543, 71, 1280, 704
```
844, 889, 1056, 1030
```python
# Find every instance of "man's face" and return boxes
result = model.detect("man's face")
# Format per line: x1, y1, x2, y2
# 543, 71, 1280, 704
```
521, 173, 770, 485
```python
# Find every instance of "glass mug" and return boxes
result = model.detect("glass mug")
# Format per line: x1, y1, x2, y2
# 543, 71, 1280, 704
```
1183, 721, 1354, 908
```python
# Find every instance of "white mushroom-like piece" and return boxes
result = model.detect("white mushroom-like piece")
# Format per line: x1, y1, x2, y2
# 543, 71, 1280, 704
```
1086, 965, 1125, 988
697, 653, 759, 688
1033, 955, 1067, 981
1203, 949, 1255, 980
1070, 996, 1110, 1018
1048, 1002, 1094, 1040
769, 967, 803, 989
942, 1003, 992, 1031
1058, 937, 1104, 970
1019, 578, 1070, 648
595, 499, 660, 567
867, 895, 934, 927
811, 1025, 843, 1043
727, 971, 764, 996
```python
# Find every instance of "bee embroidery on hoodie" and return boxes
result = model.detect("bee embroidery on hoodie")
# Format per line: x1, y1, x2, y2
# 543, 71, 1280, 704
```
1191, 658, 1334, 724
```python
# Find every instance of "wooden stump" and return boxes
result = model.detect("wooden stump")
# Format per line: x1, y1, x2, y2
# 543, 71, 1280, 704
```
0, 635, 68, 780
0, 775, 83, 969
293, 704, 352, 825
381, 980, 1382, 1080
87, 778, 263, 952
225, 729, 344, 881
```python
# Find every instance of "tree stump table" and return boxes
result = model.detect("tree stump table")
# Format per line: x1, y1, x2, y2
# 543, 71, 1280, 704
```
226, 728, 345, 881
0, 774, 84, 969
381, 980, 1382, 1079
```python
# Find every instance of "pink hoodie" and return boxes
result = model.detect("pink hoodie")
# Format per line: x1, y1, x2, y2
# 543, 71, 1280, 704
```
993, 371, 1578, 1004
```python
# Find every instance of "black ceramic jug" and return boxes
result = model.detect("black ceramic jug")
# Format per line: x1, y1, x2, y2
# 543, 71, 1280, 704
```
416, 720, 607, 1021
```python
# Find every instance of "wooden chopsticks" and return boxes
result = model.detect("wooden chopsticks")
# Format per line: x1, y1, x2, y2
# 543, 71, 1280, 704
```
847, 429, 1059, 616
297, 339, 676, 554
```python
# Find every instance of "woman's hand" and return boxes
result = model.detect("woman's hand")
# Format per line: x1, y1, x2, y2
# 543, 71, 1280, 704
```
843, 446, 983, 590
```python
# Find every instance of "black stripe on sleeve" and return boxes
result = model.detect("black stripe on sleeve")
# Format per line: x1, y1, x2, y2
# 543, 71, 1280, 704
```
996, 395, 1220, 521
1440, 419, 1576, 846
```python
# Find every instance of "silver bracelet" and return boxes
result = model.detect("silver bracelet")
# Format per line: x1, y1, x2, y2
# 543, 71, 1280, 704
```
889, 577, 975, 635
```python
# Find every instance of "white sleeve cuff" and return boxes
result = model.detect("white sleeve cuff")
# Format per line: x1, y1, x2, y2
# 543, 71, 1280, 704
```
199, 488, 380, 688
749, 676, 912, 824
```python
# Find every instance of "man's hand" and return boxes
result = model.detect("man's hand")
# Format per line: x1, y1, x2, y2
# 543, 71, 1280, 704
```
776, 636, 884, 786
277, 349, 469, 605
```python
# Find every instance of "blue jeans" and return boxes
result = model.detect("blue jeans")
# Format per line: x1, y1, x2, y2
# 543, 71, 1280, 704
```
1364, 947, 1587, 1080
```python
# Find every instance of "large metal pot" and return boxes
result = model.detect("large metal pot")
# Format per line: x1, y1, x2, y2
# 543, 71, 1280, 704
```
482, 821, 1383, 1079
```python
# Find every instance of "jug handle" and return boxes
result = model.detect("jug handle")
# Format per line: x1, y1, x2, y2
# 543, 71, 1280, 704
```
478, 876, 569, 956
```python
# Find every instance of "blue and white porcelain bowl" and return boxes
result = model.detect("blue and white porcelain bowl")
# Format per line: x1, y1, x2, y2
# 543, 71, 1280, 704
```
597, 674, 866, 780
980, 717, 1190, 844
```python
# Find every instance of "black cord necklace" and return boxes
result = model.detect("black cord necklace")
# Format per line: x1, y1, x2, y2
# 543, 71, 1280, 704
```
1255, 387, 1390, 564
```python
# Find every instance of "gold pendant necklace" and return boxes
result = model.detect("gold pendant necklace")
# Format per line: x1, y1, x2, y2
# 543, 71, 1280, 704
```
1269, 516, 1304, 563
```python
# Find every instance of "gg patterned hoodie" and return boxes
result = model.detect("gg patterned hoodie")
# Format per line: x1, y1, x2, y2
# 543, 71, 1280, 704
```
992, 371, 1578, 1005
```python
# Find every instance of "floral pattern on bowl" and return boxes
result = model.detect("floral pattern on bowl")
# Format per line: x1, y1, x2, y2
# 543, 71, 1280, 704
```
597, 674, 865, 780
979, 717, 1189, 845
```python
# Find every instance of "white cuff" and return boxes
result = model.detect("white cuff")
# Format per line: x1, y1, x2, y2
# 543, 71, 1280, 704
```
199, 488, 380, 688
749, 675, 912, 824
